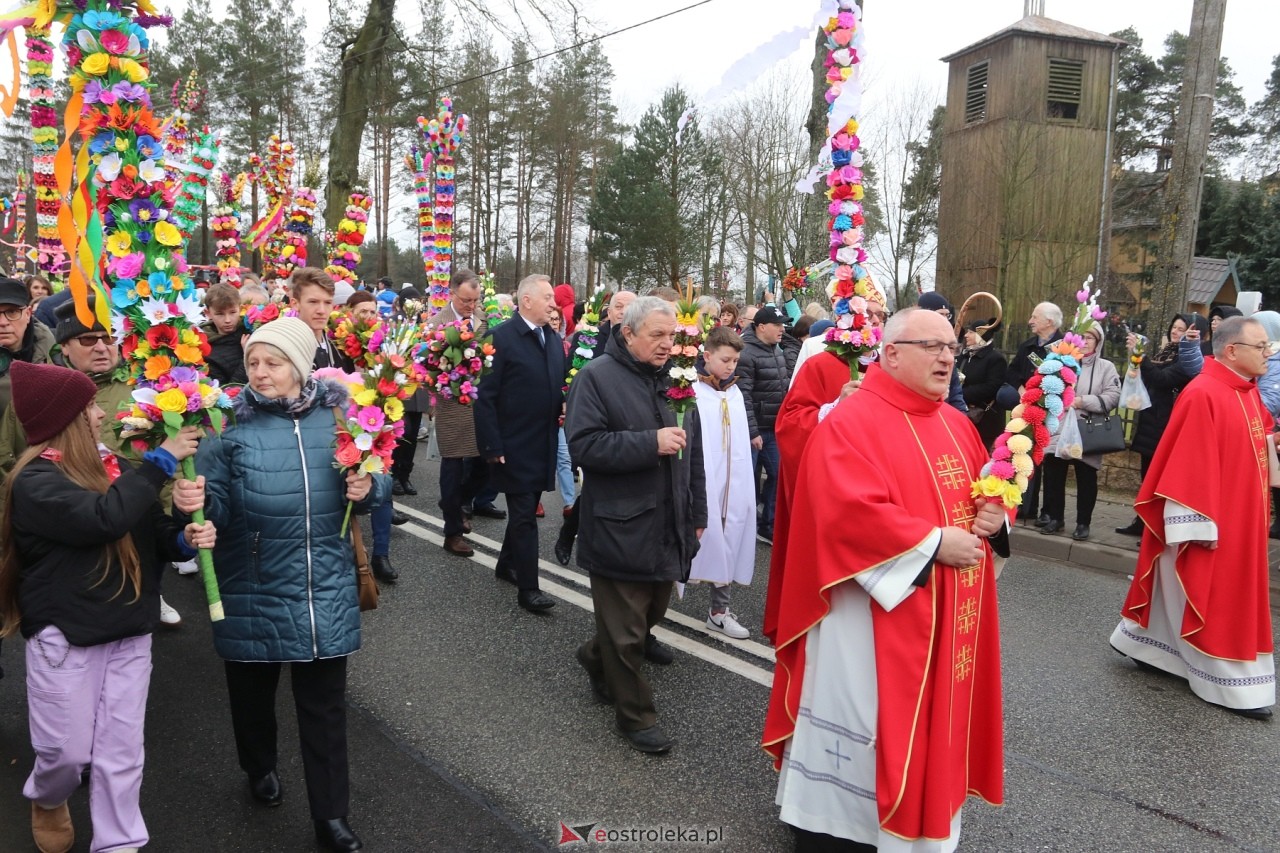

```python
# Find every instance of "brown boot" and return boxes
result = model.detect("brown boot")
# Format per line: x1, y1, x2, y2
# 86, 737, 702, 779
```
443, 535, 474, 557
31, 801, 73, 853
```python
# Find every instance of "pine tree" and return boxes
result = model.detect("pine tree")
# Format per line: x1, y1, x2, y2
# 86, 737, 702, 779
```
588, 86, 717, 288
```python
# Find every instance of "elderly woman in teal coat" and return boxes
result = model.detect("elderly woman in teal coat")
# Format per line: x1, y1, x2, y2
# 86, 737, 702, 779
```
196, 317, 388, 853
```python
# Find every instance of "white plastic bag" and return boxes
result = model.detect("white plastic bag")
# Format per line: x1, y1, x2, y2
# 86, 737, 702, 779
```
1055, 408, 1084, 460
1120, 367, 1152, 411
425, 418, 440, 460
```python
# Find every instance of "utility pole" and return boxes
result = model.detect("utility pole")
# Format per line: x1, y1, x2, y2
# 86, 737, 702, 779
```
1148, 0, 1226, 338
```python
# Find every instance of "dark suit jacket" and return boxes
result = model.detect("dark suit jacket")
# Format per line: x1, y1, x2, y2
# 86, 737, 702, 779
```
474, 314, 565, 493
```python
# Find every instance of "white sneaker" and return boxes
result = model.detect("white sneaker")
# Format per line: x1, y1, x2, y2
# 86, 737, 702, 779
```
706, 611, 750, 639
159, 596, 182, 627
417, 425, 429, 441
174, 559, 199, 575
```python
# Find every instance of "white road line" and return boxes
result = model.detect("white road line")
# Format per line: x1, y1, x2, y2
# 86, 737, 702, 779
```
396, 519, 774, 689
394, 503, 778, 664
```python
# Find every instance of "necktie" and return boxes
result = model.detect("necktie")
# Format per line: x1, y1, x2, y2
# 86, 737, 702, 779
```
537, 326, 546, 348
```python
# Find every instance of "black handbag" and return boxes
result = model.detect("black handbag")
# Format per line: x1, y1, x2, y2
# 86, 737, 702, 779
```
1078, 413, 1126, 455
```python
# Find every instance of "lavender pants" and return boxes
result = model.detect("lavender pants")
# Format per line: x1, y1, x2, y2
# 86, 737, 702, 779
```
24, 626, 152, 853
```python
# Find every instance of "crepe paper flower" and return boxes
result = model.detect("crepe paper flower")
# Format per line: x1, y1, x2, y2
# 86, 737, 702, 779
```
419, 319, 494, 406
153, 219, 181, 247
329, 319, 427, 534
175, 292, 205, 327
137, 159, 165, 183
970, 277, 1106, 510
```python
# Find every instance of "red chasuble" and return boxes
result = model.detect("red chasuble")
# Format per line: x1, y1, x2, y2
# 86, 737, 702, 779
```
763, 364, 1004, 841
765, 351, 857, 642
1121, 357, 1274, 661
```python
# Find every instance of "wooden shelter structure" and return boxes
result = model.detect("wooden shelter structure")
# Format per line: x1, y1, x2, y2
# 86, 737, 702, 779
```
935, 3, 1127, 344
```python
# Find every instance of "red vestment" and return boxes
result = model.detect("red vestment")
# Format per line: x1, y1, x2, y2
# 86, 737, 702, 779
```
763, 364, 1003, 842
765, 351, 853, 642
1121, 357, 1274, 660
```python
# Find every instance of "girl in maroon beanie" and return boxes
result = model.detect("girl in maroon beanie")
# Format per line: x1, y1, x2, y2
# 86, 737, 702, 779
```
0, 361, 213, 853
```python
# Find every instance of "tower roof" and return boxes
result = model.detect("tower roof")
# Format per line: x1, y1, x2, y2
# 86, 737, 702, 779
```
940, 14, 1129, 62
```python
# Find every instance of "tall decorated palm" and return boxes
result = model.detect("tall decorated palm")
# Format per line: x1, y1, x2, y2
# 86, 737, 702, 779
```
0, 0, 233, 621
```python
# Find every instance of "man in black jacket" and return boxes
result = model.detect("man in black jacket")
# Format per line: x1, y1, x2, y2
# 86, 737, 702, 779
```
566, 296, 707, 754
736, 305, 790, 544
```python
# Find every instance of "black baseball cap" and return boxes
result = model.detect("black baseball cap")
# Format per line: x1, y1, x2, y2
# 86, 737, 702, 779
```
0, 277, 30, 308
754, 306, 786, 326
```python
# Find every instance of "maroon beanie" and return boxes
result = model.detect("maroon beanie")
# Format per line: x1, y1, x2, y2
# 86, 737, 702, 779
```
10, 361, 99, 444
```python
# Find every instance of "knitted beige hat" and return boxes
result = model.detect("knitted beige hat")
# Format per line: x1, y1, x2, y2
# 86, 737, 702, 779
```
244, 316, 317, 383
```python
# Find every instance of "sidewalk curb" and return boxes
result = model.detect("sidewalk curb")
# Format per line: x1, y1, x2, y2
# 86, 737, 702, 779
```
1011, 528, 1136, 577
1011, 527, 1280, 603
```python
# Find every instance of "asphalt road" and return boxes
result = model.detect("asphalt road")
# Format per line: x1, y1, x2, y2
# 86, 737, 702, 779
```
2, 461, 1279, 852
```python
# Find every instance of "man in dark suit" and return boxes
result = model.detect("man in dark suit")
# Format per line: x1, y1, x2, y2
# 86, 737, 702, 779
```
474, 274, 564, 613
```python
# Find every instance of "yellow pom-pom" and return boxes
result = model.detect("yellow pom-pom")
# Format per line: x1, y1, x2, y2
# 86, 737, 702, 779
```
1007, 434, 1033, 454
1006, 418, 1027, 434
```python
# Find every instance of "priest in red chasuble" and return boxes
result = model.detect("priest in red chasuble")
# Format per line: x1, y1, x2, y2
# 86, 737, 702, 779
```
764, 309, 1010, 852
1110, 315, 1276, 720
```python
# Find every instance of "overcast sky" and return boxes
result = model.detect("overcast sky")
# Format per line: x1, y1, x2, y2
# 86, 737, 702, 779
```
584, 0, 1274, 122
162, 0, 1278, 256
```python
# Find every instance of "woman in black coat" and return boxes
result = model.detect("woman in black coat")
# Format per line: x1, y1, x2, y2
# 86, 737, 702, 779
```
1116, 313, 1207, 535
956, 320, 1008, 450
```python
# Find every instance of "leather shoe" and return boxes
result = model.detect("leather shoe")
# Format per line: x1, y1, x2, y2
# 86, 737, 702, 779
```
443, 535, 474, 557
563, 504, 574, 519
31, 800, 74, 853
644, 634, 674, 665
1033, 512, 1052, 528
536, 502, 545, 518
554, 532, 573, 566
518, 589, 556, 612
371, 555, 398, 582
616, 724, 673, 754
494, 565, 518, 585
462, 513, 472, 534
391, 479, 406, 497
248, 771, 283, 807
1072, 523, 1090, 541
1115, 517, 1143, 536
314, 817, 362, 851
390, 509, 409, 526
1039, 519, 1064, 535
575, 647, 613, 704
1227, 706, 1273, 721
472, 504, 506, 520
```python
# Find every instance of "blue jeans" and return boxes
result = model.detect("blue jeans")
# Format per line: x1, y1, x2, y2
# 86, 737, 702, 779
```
752, 430, 779, 535
370, 498, 392, 557
556, 427, 575, 508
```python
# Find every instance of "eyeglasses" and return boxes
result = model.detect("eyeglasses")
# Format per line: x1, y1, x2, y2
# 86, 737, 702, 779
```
892, 339, 962, 356
1231, 341, 1271, 355
72, 334, 114, 348
0, 306, 27, 323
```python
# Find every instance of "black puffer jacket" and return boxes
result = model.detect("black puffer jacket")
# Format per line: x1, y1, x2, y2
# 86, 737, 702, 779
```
564, 331, 707, 583
736, 328, 790, 438
205, 327, 247, 387
13, 456, 188, 647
